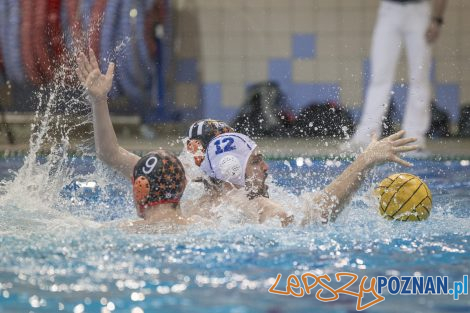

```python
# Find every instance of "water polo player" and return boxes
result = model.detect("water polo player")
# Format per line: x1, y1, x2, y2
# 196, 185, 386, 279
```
77, 50, 191, 224
132, 150, 187, 222
186, 119, 233, 166
200, 131, 419, 225
199, 132, 291, 225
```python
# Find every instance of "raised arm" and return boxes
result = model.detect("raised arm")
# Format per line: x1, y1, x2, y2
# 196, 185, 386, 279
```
302, 130, 417, 225
76, 49, 139, 179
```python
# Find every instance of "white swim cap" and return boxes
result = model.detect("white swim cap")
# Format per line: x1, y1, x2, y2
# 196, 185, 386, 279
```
200, 133, 257, 187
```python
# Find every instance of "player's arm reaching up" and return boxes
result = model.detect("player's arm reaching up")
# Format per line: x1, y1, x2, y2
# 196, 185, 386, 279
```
302, 130, 418, 225
76, 49, 140, 179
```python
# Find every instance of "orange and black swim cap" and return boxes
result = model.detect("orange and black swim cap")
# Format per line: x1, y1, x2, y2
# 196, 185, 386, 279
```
188, 119, 233, 150
187, 119, 233, 166
132, 150, 186, 217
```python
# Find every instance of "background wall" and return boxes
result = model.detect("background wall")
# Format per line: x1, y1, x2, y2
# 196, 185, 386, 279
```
171, 0, 469, 124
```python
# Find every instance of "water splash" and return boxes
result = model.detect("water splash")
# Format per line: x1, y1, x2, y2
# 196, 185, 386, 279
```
0, 17, 121, 233
0, 67, 96, 231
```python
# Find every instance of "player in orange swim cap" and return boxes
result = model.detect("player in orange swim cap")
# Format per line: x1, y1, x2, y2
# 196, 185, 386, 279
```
77, 49, 191, 225
132, 150, 187, 220
186, 119, 233, 166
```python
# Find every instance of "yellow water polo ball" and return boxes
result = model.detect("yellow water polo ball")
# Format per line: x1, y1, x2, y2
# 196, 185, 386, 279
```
375, 173, 432, 221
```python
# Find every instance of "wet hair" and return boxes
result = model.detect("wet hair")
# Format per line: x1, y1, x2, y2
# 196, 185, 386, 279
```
132, 150, 186, 216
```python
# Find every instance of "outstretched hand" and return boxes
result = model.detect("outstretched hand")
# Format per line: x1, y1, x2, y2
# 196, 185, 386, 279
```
76, 49, 114, 101
363, 130, 418, 167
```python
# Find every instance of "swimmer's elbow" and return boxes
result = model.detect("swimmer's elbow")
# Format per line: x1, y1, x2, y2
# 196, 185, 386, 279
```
95, 149, 107, 162
95, 148, 129, 175
260, 210, 293, 227
95, 150, 117, 168
96, 145, 122, 164
95, 145, 113, 161
280, 214, 294, 227
300, 208, 327, 226
257, 202, 292, 227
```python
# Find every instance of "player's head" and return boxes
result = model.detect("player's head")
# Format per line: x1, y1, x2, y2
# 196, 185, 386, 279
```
132, 150, 187, 218
186, 119, 233, 166
200, 133, 269, 198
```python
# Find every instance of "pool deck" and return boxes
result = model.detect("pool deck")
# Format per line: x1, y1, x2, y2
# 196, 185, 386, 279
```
0, 117, 468, 158
119, 136, 470, 159
0, 113, 468, 158
2, 135, 468, 159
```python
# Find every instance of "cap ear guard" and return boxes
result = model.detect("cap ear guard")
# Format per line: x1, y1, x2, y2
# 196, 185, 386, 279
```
186, 139, 203, 154
218, 154, 242, 181
133, 176, 150, 205
132, 176, 150, 217
186, 139, 205, 166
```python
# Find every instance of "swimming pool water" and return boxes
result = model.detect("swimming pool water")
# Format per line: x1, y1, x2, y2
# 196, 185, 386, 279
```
0, 156, 469, 313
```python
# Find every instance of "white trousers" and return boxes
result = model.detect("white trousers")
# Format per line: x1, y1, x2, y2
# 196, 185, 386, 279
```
354, 0, 432, 142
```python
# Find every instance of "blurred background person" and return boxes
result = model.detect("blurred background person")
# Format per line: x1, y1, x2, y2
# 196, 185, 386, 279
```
349, 0, 448, 150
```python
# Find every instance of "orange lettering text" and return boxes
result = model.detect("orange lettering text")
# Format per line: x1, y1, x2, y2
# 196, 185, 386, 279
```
301, 273, 319, 295
268, 274, 290, 295
315, 274, 339, 301
287, 275, 304, 297
335, 272, 360, 297
356, 276, 385, 311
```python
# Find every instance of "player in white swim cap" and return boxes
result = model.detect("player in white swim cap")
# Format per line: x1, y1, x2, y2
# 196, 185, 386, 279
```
200, 132, 269, 199
200, 131, 419, 225
198, 132, 286, 224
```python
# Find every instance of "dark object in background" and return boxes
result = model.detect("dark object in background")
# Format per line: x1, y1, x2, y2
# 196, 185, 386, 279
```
383, 98, 450, 138
232, 81, 294, 137
0, 101, 14, 144
293, 102, 354, 138
382, 97, 400, 137
458, 104, 470, 137
426, 101, 450, 138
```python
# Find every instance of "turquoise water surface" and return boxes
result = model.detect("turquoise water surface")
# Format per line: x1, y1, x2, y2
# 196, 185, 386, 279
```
0, 155, 469, 313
